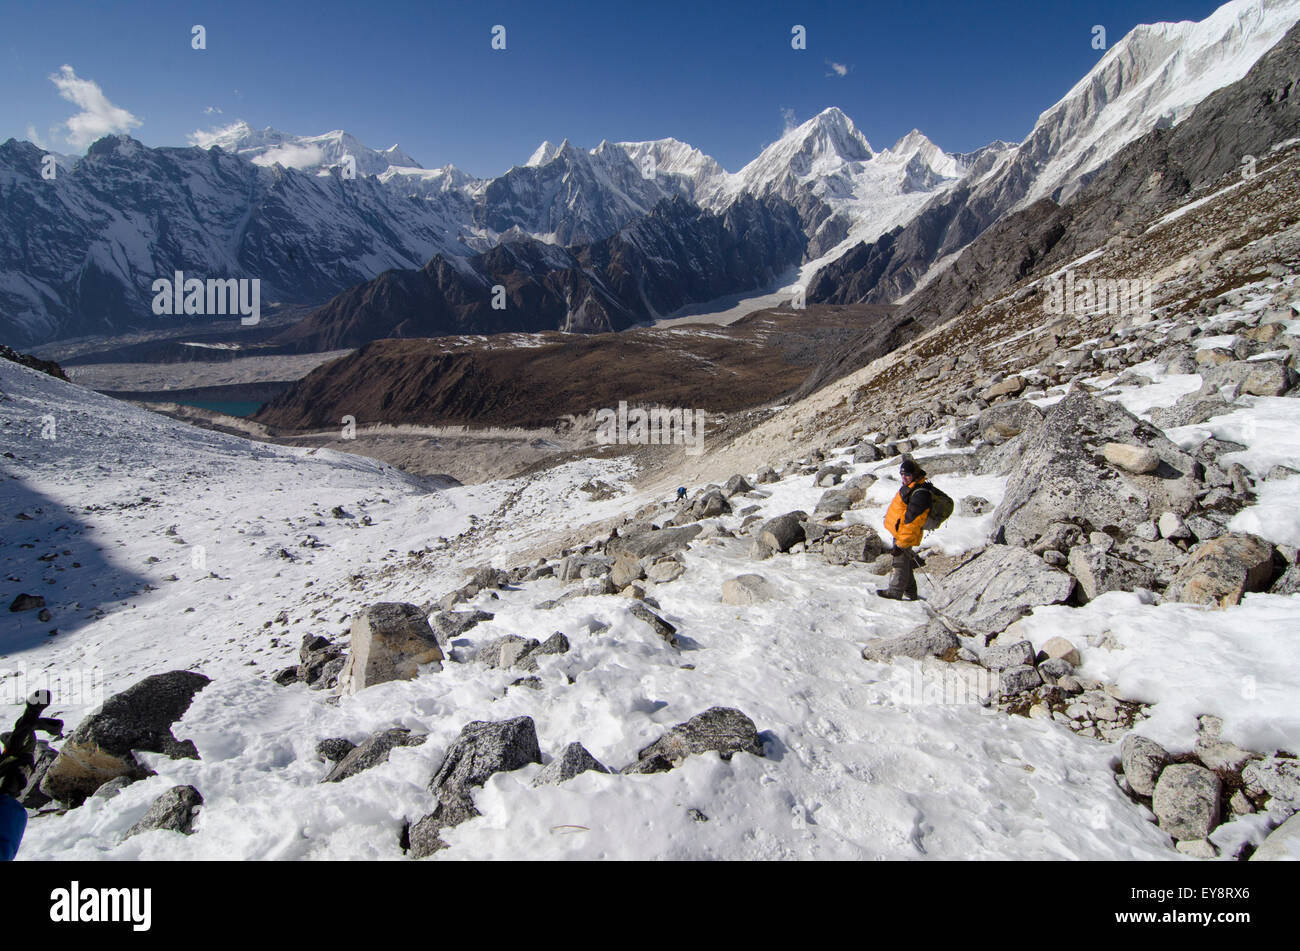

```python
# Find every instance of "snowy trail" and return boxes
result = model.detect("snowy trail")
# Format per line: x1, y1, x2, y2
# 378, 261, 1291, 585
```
4, 335, 1297, 860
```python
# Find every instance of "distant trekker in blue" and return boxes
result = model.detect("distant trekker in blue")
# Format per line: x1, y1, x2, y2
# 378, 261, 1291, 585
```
676, 486, 687, 502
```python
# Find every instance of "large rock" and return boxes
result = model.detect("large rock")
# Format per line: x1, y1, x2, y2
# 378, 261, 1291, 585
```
41, 671, 210, 805
410, 716, 543, 858
814, 489, 852, 519
991, 389, 1200, 547
1242, 756, 1300, 812
124, 785, 203, 839
978, 400, 1044, 444
623, 707, 764, 774
340, 602, 445, 695
1166, 533, 1275, 606
861, 618, 959, 663
1101, 443, 1160, 475
929, 545, 1075, 635
1066, 544, 1156, 600
1152, 763, 1221, 841
627, 602, 678, 647
1251, 812, 1300, 861
758, 512, 806, 553
533, 742, 609, 786
825, 529, 887, 565
607, 525, 702, 562
1121, 734, 1169, 797
721, 574, 776, 605
321, 728, 427, 783
430, 608, 494, 639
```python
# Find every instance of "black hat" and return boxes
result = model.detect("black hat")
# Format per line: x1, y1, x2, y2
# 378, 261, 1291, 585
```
899, 457, 924, 479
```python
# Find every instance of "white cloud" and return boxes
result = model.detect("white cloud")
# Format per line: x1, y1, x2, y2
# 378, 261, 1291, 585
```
826, 60, 851, 78
780, 107, 798, 133
204, 105, 223, 115
25, 124, 48, 149
251, 143, 325, 169
48, 64, 141, 148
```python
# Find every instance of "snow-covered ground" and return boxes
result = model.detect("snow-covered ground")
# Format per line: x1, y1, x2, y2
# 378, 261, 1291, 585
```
3, 336, 1298, 860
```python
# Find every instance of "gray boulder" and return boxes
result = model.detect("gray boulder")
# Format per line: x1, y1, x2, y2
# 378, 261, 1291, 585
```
825, 530, 887, 565
721, 574, 776, 605
1166, 533, 1275, 606
410, 716, 543, 858
41, 671, 209, 806
929, 545, 1075, 635
623, 707, 764, 774
1121, 734, 1169, 797
1242, 756, 1300, 812
430, 608, 494, 640
1153, 763, 1221, 841
978, 400, 1044, 444
608, 525, 702, 562
999, 664, 1043, 696
341, 603, 445, 695
534, 742, 610, 786
125, 785, 203, 838
322, 728, 427, 783
1251, 812, 1300, 861
758, 512, 807, 553
316, 737, 357, 763
723, 474, 753, 497
980, 639, 1035, 671
1066, 544, 1157, 600
860, 618, 959, 663
814, 489, 853, 519
628, 602, 678, 647
991, 390, 1201, 547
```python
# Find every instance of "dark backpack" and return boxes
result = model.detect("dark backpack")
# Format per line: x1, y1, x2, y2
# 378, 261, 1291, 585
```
923, 484, 955, 531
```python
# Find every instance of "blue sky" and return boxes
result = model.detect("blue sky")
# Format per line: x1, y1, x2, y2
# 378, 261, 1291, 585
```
2, 0, 1224, 178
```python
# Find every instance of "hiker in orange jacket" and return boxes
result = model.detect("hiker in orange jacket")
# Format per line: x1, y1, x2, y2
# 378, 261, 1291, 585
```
878, 457, 932, 601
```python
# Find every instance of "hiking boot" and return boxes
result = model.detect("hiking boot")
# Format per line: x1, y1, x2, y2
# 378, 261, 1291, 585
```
876, 589, 920, 602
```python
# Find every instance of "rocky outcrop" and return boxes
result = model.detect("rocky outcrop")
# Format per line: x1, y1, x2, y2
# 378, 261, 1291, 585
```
533, 742, 610, 786
340, 603, 444, 695
408, 717, 542, 858
1166, 533, 1276, 606
991, 390, 1200, 548
321, 728, 428, 783
623, 707, 764, 774
929, 545, 1075, 635
41, 671, 210, 806
124, 785, 204, 839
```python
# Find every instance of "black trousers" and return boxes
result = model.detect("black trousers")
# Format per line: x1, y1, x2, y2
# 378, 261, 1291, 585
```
888, 545, 917, 598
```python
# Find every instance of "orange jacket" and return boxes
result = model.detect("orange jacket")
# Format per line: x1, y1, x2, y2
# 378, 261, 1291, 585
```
884, 483, 930, 548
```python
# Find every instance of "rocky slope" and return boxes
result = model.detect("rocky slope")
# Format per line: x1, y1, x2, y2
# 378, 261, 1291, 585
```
801, 14, 1300, 395
255, 305, 884, 431
806, 0, 1300, 316
271, 194, 807, 352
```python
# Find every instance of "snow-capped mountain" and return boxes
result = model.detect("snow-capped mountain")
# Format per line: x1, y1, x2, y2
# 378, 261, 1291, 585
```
0, 136, 479, 345
811, 0, 1300, 308
3, 0, 1295, 349
701, 108, 978, 259
190, 121, 426, 178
